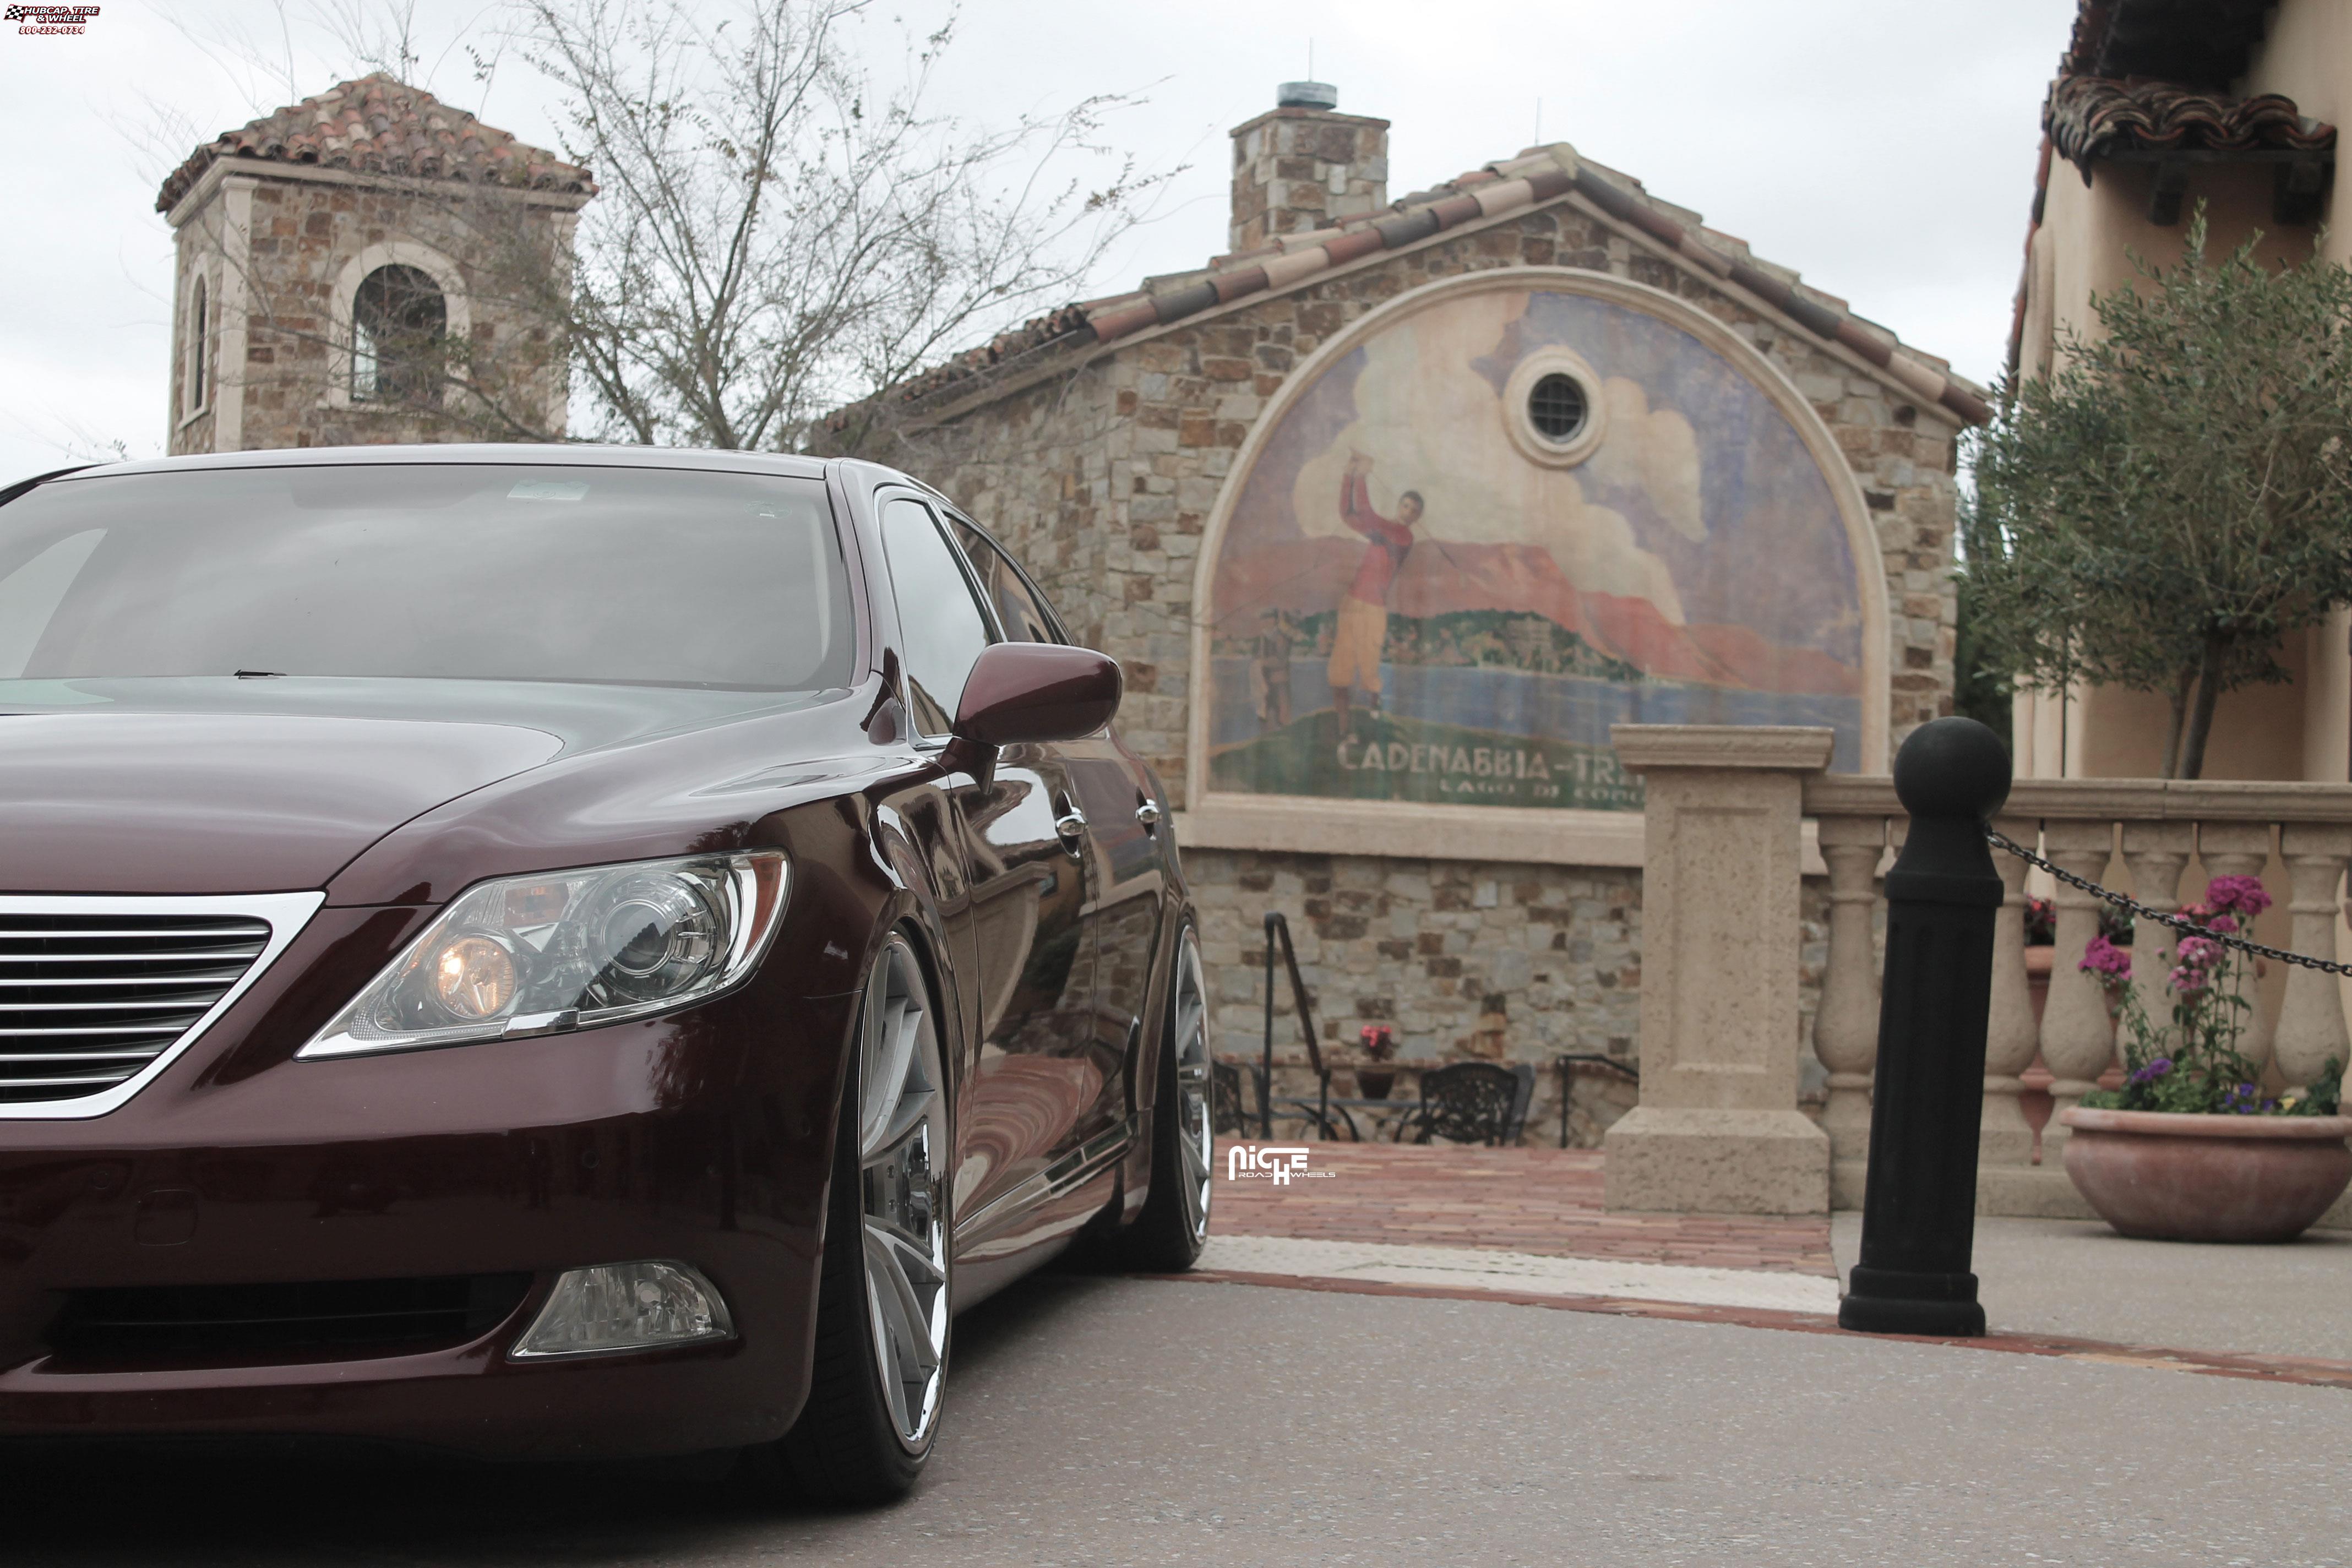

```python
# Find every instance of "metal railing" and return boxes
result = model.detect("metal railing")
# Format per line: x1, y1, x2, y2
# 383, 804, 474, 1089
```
1260, 911, 1331, 1139
1553, 1053, 1638, 1148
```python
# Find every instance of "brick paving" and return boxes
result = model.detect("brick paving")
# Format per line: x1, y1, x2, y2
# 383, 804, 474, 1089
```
1212, 1139, 1836, 1277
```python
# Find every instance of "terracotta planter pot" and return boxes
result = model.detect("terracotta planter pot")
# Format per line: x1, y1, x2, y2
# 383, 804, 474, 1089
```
2058, 1106, 2352, 1243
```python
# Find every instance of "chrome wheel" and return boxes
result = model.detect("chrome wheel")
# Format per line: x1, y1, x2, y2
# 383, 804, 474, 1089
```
856, 937, 949, 1452
1170, 932, 1212, 1245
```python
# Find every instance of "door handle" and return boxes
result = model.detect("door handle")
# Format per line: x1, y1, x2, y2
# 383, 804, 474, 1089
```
1135, 800, 1162, 832
1054, 808, 1088, 855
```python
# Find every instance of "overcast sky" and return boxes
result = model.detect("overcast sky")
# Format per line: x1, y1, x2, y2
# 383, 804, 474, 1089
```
0, 0, 2077, 480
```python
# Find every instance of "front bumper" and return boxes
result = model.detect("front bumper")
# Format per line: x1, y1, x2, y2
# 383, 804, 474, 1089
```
0, 906, 856, 1458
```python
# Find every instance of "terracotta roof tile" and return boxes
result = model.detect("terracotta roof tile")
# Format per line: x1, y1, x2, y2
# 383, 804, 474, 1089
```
853, 139, 1989, 426
157, 72, 595, 214
2045, 74, 2335, 169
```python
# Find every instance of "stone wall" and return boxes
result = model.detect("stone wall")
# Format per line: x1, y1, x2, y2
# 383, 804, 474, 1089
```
891, 196, 1954, 1140
169, 175, 572, 454
1188, 848, 1644, 1145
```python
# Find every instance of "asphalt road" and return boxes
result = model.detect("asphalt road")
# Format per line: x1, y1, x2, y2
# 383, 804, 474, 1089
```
12, 1271, 2351, 1567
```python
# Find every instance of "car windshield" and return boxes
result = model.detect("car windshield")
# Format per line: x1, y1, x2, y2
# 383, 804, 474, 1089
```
0, 464, 854, 692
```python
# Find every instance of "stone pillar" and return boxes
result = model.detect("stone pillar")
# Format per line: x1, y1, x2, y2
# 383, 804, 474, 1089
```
1228, 89, 1390, 254
1812, 814, 1883, 1210
1604, 725, 1833, 1215
2273, 825, 2352, 1091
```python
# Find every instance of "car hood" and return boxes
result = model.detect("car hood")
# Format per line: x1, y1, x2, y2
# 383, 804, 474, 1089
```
0, 677, 834, 895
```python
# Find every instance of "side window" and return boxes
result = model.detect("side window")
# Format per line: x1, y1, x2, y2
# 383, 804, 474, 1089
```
951, 520, 1066, 645
880, 497, 995, 737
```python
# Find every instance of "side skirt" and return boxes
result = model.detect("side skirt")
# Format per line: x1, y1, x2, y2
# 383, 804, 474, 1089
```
950, 1121, 1135, 1311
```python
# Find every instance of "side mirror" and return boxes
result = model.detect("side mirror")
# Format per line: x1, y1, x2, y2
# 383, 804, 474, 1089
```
949, 644, 1121, 763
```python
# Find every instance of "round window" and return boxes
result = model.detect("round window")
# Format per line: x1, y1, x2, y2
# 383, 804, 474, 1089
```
1500, 350, 1608, 467
1527, 372, 1588, 444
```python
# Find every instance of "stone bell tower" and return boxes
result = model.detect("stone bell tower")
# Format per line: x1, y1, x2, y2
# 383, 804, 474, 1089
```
1227, 80, 1390, 254
156, 73, 597, 454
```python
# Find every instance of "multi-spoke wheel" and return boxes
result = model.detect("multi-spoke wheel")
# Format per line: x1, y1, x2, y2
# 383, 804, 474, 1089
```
854, 938, 949, 1450
1117, 925, 1211, 1271
769, 933, 949, 1504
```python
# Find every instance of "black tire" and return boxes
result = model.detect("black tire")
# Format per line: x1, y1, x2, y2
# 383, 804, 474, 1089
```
1117, 925, 1212, 1272
763, 934, 950, 1506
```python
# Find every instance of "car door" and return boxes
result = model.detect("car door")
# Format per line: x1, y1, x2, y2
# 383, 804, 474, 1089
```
951, 521, 1144, 1150
875, 495, 1096, 1232
1059, 731, 1167, 1128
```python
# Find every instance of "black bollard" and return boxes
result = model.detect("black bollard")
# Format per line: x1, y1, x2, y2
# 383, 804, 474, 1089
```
1838, 717, 2012, 1338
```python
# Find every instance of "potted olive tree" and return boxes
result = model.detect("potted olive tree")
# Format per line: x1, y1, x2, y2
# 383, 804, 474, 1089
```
1964, 211, 2352, 780
2060, 876, 2350, 1242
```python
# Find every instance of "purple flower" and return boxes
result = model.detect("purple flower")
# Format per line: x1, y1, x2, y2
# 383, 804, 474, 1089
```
2206, 914, 2239, 935
2080, 935, 2132, 982
2127, 1057, 2174, 1086
2170, 964, 2210, 995
2204, 875, 2273, 918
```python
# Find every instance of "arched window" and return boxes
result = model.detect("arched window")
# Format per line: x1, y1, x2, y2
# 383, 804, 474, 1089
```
184, 277, 208, 417
351, 263, 448, 406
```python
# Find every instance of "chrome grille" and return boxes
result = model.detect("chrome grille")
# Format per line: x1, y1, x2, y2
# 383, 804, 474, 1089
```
0, 899, 315, 1112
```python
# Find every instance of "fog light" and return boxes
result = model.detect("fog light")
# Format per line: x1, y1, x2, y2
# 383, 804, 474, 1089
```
509, 1261, 734, 1359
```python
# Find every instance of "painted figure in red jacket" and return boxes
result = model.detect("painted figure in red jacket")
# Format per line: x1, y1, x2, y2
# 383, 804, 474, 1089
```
1330, 451, 1422, 728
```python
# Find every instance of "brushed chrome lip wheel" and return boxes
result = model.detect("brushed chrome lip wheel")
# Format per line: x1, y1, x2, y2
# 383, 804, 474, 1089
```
857, 937, 949, 1453
1172, 932, 1212, 1245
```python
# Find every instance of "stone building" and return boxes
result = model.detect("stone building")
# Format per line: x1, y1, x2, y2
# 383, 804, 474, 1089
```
157, 73, 595, 454
839, 85, 1988, 1141
2010, 0, 2346, 788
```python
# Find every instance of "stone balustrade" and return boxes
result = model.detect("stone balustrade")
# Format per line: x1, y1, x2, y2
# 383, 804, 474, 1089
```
1607, 723, 2352, 1219
1805, 773, 2352, 1218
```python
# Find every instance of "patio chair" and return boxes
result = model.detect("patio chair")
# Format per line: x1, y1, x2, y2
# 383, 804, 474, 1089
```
1395, 1061, 1536, 1146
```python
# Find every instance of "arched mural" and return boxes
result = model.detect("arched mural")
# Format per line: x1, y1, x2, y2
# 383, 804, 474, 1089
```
1195, 272, 1882, 815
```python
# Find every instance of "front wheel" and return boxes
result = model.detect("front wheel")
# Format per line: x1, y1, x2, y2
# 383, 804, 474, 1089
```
1117, 925, 1212, 1272
765, 933, 950, 1505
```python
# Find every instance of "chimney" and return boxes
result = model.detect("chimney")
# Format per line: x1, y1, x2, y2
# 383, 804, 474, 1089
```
1228, 81, 1390, 254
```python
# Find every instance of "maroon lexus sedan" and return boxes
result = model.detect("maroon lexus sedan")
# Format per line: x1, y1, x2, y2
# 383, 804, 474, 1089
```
0, 446, 1210, 1502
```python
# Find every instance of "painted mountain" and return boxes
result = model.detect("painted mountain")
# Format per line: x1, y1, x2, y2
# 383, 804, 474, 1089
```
1211, 536, 1860, 698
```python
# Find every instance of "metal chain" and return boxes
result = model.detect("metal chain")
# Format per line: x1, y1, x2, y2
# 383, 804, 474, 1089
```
1984, 829, 2352, 977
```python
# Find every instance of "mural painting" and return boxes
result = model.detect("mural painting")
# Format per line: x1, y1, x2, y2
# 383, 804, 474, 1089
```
1205, 283, 1869, 812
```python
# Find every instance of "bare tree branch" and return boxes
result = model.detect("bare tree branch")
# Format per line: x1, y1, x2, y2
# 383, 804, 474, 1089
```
499, 0, 1171, 452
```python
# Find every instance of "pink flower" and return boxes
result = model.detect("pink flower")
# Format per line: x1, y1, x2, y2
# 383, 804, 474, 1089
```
2205, 914, 2239, 934
2170, 963, 2210, 995
2175, 935, 2224, 969
2204, 875, 2272, 918
2080, 935, 2132, 983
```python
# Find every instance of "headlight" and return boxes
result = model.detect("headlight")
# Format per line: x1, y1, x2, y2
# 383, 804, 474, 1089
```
300, 851, 788, 1059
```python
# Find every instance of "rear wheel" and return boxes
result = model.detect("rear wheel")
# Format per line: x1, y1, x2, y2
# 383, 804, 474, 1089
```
1118, 926, 1211, 1272
768, 934, 950, 1505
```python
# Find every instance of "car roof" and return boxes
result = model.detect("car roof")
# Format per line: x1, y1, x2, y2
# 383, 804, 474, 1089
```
46, 443, 842, 485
